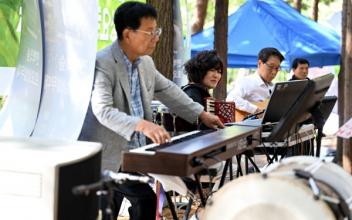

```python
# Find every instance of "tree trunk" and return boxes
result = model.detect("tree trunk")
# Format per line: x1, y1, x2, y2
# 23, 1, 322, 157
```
312, 0, 319, 21
213, 0, 228, 100
146, 0, 174, 80
294, 0, 302, 13
341, 0, 352, 173
192, 0, 209, 34
337, 53, 344, 165
337, 0, 348, 166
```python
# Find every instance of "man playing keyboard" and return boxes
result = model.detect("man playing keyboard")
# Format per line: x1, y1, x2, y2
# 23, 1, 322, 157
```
79, 2, 224, 220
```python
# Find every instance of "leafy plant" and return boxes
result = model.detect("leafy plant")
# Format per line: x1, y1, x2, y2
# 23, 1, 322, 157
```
0, 0, 22, 67
0, 96, 3, 110
285, 0, 340, 19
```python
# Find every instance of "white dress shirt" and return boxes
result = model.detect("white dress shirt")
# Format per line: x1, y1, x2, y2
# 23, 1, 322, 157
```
227, 72, 274, 114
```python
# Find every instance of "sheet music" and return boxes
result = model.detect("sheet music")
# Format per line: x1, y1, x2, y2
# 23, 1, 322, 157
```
336, 118, 352, 139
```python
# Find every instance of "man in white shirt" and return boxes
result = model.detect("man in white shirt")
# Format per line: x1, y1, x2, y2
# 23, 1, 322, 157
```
227, 47, 284, 114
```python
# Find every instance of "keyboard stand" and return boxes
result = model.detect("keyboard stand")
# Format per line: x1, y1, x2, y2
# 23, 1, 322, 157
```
182, 160, 238, 220
165, 191, 178, 220
162, 171, 211, 220
183, 195, 194, 220
235, 155, 243, 177
218, 150, 262, 189
219, 158, 233, 188
244, 150, 261, 172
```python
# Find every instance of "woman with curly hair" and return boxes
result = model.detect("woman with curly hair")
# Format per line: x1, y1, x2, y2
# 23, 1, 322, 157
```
182, 50, 223, 106
161, 50, 223, 132
173, 50, 224, 131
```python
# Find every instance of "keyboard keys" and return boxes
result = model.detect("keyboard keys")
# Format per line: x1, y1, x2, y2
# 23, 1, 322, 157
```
146, 130, 215, 151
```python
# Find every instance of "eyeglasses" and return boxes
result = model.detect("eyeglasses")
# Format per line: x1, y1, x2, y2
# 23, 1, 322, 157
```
134, 28, 162, 38
264, 62, 281, 72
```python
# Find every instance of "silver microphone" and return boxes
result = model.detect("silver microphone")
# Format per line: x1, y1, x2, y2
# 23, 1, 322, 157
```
102, 170, 151, 184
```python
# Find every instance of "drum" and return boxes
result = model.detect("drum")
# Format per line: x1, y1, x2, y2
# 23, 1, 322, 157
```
155, 104, 197, 133
203, 156, 352, 220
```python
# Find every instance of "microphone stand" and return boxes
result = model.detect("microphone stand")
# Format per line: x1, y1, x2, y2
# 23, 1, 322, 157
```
72, 171, 152, 220
72, 177, 115, 220
98, 180, 115, 220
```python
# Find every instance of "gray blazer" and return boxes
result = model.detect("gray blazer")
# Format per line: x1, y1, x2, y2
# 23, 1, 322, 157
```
79, 41, 203, 171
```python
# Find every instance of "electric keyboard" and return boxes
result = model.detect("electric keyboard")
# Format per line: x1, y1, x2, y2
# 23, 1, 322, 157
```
122, 125, 261, 176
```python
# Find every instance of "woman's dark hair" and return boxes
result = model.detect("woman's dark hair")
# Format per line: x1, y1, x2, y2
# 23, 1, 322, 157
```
114, 2, 157, 40
184, 50, 223, 83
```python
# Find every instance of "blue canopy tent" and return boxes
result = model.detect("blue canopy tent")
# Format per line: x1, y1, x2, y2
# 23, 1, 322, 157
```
191, 0, 341, 68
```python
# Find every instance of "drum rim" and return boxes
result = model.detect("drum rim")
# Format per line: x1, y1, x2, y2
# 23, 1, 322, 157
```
204, 173, 335, 220
266, 156, 352, 219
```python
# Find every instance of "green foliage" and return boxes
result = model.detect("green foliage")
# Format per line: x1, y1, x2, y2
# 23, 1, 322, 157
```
286, 0, 335, 6
285, 0, 341, 19
320, 0, 334, 4
0, 96, 4, 110
182, 0, 245, 30
285, 0, 309, 11
0, 0, 22, 67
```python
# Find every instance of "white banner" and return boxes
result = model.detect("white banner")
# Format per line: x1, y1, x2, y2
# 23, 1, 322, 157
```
0, 0, 44, 137
31, 0, 98, 140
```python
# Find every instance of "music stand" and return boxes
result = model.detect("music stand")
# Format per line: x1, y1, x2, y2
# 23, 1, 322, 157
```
266, 73, 334, 143
261, 80, 310, 124
315, 95, 337, 157
247, 80, 311, 166
236, 80, 310, 128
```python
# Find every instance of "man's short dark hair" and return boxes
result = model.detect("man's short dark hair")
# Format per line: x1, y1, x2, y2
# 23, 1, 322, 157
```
184, 50, 223, 83
114, 2, 157, 40
258, 47, 285, 63
291, 58, 310, 70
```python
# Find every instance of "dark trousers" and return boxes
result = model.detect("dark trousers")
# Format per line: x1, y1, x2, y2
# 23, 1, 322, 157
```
102, 180, 156, 220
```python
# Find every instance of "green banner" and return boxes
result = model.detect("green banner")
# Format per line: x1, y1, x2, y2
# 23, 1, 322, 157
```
97, 0, 144, 50
0, 0, 22, 67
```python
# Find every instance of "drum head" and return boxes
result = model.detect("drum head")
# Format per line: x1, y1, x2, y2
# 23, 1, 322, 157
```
264, 155, 319, 173
266, 156, 352, 219
203, 174, 335, 220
